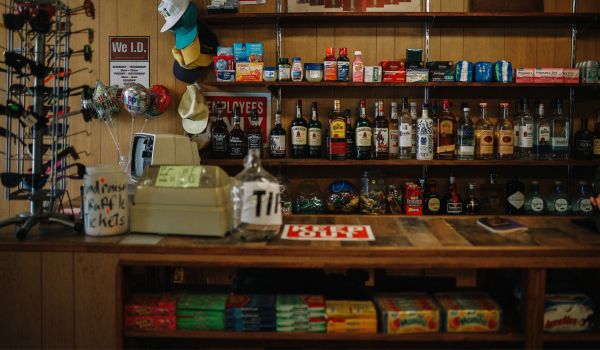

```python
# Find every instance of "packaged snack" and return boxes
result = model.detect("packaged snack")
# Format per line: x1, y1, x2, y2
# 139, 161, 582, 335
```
235, 62, 264, 82
435, 292, 502, 333
494, 60, 513, 83
515, 68, 535, 83
474, 62, 493, 82
375, 294, 440, 334
233, 42, 263, 62
544, 294, 594, 332
125, 315, 177, 331
178, 293, 227, 311
326, 300, 377, 319
125, 293, 177, 317
455, 61, 474, 82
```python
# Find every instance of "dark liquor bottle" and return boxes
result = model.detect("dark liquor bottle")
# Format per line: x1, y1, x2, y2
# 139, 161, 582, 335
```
290, 100, 308, 158
345, 109, 355, 160
443, 175, 463, 215
270, 109, 286, 159
436, 99, 456, 159
373, 100, 389, 160
355, 99, 372, 160
423, 180, 442, 215
308, 102, 322, 158
211, 103, 229, 159
480, 173, 503, 214
574, 118, 593, 160
246, 108, 263, 158
593, 111, 600, 159
229, 106, 245, 159
328, 99, 347, 160
505, 176, 525, 214
465, 183, 481, 214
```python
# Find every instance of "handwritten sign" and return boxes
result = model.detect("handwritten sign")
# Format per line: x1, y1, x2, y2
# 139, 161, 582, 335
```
155, 166, 201, 188
83, 167, 129, 236
281, 225, 375, 241
241, 182, 281, 226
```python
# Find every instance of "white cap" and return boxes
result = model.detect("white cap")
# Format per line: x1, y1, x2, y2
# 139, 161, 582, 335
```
354, 51, 362, 56
158, 0, 190, 33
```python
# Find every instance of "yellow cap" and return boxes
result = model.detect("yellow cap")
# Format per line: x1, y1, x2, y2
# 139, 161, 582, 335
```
172, 34, 213, 69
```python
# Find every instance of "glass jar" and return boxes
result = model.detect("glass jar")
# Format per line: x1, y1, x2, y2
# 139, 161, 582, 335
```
326, 180, 359, 214
293, 180, 325, 214
263, 66, 277, 82
360, 170, 386, 215
278, 58, 291, 81
305, 63, 324, 82
231, 149, 282, 241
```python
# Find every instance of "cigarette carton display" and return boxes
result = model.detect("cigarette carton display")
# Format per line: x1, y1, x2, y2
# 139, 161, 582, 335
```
375, 294, 440, 334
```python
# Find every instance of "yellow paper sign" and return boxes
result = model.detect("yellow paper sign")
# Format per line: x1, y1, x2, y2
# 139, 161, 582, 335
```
155, 166, 201, 188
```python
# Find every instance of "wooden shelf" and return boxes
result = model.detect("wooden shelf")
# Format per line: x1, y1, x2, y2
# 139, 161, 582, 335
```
201, 158, 600, 167
200, 12, 599, 25
544, 331, 600, 343
205, 81, 600, 89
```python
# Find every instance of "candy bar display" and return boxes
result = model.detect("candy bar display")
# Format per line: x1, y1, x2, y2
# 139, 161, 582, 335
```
124, 294, 178, 331
177, 294, 227, 331
435, 293, 502, 333
375, 294, 441, 334
326, 300, 378, 334
226, 294, 276, 332
276, 295, 326, 333
544, 294, 595, 332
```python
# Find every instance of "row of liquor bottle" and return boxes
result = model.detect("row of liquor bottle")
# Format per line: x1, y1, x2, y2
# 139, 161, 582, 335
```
210, 98, 600, 161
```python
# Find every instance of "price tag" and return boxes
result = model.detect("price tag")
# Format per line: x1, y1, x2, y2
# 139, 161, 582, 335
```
241, 182, 282, 226
155, 165, 201, 188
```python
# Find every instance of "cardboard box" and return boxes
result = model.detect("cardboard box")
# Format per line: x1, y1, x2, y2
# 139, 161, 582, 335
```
235, 62, 264, 82
427, 61, 454, 82
375, 294, 440, 334
381, 60, 406, 82
364, 66, 382, 83
534, 68, 563, 83
214, 55, 234, 71
406, 68, 429, 83
515, 68, 535, 83
562, 68, 580, 83
435, 292, 502, 333
233, 42, 264, 63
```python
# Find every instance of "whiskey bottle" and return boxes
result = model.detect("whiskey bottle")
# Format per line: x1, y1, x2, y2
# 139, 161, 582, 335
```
505, 176, 525, 214
373, 100, 389, 160
345, 109, 355, 160
270, 109, 286, 159
533, 103, 551, 160
211, 103, 229, 158
355, 99, 372, 160
423, 180, 442, 215
546, 181, 570, 215
475, 102, 495, 160
571, 181, 594, 216
480, 173, 503, 214
410, 101, 418, 158
398, 97, 413, 159
513, 97, 523, 150
436, 99, 456, 160
416, 104, 434, 160
443, 175, 463, 215
593, 111, 600, 159
308, 102, 322, 158
574, 118, 593, 160
465, 183, 481, 215
328, 99, 347, 160
456, 103, 475, 160
389, 101, 400, 158
229, 106, 245, 159
496, 102, 514, 160
551, 98, 570, 160
290, 100, 308, 158
524, 181, 545, 215
517, 98, 534, 159
431, 100, 439, 150
246, 108, 263, 158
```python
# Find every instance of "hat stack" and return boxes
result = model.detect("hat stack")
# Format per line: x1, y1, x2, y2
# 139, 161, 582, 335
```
276, 295, 326, 333
325, 300, 378, 334
225, 294, 276, 332
158, 0, 217, 83
176, 294, 227, 331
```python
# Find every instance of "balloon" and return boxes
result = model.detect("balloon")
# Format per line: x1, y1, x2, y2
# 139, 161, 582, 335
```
91, 80, 119, 121
121, 83, 149, 116
146, 84, 171, 118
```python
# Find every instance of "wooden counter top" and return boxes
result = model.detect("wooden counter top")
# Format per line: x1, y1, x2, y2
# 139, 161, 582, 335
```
1, 216, 600, 269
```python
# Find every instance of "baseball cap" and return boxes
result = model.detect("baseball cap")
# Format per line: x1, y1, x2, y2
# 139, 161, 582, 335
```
172, 35, 213, 68
172, 60, 202, 84
170, 3, 198, 49
158, 0, 190, 33
178, 84, 209, 135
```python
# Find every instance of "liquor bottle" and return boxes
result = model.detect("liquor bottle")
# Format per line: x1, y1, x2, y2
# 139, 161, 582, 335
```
345, 109, 355, 160
270, 109, 286, 159
551, 98, 570, 160
456, 103, 475, 160
373, 100, 389, 160
465, 183, 481, 215
574, 118, 593, 160
480, 173, 503, 214
308, 102, 322, 158
355, 99, 372, 160
416, 103, 434, 160
323, 47, 337, 82
571, 181, 594, 216
431, 100, 439, 150
398, 97, 413, 159
436, 99, 456, 160
505, 176, 525, 214
546, 181, 570, 215
593, 111, 600, 159
410, 101, 418, 158
443, 175, 463, 215
211, 103, 229, 158
246, 108, 263, 158
513, 97, 523, 150
533, 103, 551, 160
229, 106, 245, 159
328, 99, 347, 160
496, 102, 514, 160
389, 101, 400, 158
337, 48, 350, 82
517, 98, 534, 159
524, 181, 545, 215
423, 180, 442, 215
475, 102, 495, 160
290, 100, 308, 158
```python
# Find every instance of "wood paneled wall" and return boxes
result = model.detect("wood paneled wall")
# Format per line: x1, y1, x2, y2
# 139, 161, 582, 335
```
1, 0, 600, 218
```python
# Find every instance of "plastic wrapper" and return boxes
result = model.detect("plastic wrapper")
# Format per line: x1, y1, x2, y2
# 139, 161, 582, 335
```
454, 61, 473, 82
494, 60, 513, 83
544, 294, 594, 332
474, 62, 493, 82
326, 180, 359, 214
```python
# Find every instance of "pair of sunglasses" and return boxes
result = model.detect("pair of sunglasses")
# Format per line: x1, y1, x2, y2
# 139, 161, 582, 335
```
2, 163, 86, 190
2, 4, 55, 34
58, 45, 93, 63
3, 51, 51, 77
44, 67, 93, 83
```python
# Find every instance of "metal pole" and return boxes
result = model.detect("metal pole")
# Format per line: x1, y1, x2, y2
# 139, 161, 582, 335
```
424, 0, 431, 103
4, 0, 14, 200
567, 0, 577, 190
30, 33, 47, 216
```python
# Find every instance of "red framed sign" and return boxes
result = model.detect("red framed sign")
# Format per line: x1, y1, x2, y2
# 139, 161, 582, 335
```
281, 225, 375, 241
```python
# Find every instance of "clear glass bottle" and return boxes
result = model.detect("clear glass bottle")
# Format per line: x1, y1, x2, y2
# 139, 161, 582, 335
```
398, 97, 413, 159
269, 109, 286, 159
551, 98, 570, 160
465, 183, 481, 215
496, 102, 514, 160
456, 103, 475, 160
533, 103, 551, 160
308, 102, 322, 158
513, 97, 523, 150
389, 101, 400, 158
211, 103, 229, 159
475, 102, 495, 160
410, 101, 418, 158
572, 181, 594, 216
518, 98, 534, 160
546, 181, 570, 215
524, 181, 545, 215
229, 106, 245, 159
373, 100, 389, 160
231, 149, 282, 241
416, 103, 434, 160
436, 99, 456, 160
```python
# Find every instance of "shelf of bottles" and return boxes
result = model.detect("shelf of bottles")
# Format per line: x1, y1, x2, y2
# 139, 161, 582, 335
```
205, 81, 600, 89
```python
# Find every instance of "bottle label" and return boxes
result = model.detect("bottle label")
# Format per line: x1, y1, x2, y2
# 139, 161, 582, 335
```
514, 126, 520, 147
552, 137, 569, 148
440, 119, 454, 136
478, 130, 494, 154
374, 127, 389, 152
507, 191, 525, 209
270, 135, 286, 154
579, 198, 593, 213
519, 123, 533, 148
212, 133, 228, 152
241, 182, 282, 226
538, 126, 551, 143
446, 202, 463, 214
497, 130, 514, 155
356, 126, 372, 147
399, 123, 412, 147
576, 139, 593, 152
417, 119, 434, 160
352, 62, 364, 82
458, 145, 475, 156
308, 127, 322, 146
248, 134, 262, 150
389, 129, 400, 154
291, 126, 307, 145
594, 139, 600, 155
530, 197, 544, 212
324, 61, 337, 81
427, 198, 440, 212
554, 198, 569, 212
230, 137, 244, 157
278, 67, 291, 80
337, 61, 350, 81
330, 119, 346, 139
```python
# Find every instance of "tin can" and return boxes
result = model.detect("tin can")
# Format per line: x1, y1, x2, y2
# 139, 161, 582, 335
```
404, 182, 423, 216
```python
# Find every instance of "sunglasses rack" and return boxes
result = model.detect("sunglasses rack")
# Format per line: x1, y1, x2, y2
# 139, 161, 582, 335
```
1, 0, 93, 239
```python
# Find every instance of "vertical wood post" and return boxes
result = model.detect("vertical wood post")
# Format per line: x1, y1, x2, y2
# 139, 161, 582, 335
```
522, 269, 546, 349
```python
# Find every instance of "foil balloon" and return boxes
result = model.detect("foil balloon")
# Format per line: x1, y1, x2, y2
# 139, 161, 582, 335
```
121, 83, 149, 116
146, 84, 171, 118
91, 80, 119, 121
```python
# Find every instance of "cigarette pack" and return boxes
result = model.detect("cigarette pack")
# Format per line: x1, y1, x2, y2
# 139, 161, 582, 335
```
515, 68, 535, 83
534, 68, 563, 83
235, 62, 264, 82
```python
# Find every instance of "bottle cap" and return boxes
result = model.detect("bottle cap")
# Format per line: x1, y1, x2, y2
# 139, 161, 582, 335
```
326, 47, 334, 56
293, 57, 301, 62
480, 102, 488, 108
354, 50, 362, 56
555, 180, 563, 185
339, 47, 348, 57
500, 102, 509, 108
278, 57, 289, 64
468, 183, 476, 190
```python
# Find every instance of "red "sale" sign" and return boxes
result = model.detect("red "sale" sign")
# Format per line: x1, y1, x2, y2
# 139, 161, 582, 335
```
281, 225, 375, 241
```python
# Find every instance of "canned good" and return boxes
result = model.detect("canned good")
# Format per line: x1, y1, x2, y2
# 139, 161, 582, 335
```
404, 182, 423, 216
